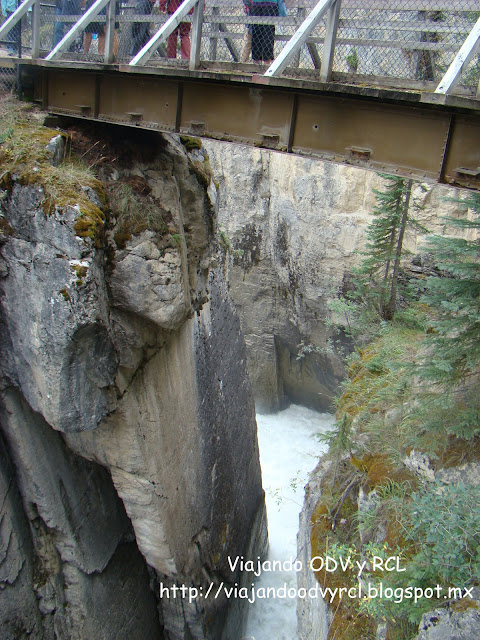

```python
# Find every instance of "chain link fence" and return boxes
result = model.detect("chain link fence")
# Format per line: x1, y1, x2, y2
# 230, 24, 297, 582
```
195, 0, 479, 94
332, 0, 480, 91
1, 0, 479, 93
0, 3, 20, 92
0, 2, 55, 93
39, 3, 171, 62
0, 62, 16, 95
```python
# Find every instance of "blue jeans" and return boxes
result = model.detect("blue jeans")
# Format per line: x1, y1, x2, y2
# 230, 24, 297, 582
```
251, 4, 278, 62
4, 10, 20, 54
54, 6, 64, 47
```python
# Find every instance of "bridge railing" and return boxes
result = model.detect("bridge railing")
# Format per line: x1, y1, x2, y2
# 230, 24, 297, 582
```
330, 0, 480, 94
1, 0, 479, 96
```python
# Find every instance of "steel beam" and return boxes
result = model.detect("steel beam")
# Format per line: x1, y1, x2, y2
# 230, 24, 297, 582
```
34, 66, 480, 190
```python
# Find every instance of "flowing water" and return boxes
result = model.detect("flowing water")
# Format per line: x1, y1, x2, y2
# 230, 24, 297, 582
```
244, 405, 334, 640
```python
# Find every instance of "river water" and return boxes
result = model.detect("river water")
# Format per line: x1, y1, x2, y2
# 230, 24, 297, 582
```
244, 405, 334, 640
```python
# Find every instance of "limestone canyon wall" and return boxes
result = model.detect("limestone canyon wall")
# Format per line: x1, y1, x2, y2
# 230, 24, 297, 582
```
0, 125, 266, 640
199, 143, 476, 640
203, 140, 461, 413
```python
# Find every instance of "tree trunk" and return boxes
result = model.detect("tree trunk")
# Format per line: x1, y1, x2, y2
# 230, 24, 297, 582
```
383, 180, 412, 320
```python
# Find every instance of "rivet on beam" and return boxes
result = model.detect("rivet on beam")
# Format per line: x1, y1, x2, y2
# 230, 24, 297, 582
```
127, 112, 143, 124
261, 133, 280, 147
453, 167, 480, 188
190, 121, 205, 133
455, 167, 480, 179
76, 105, 92, 116
347, 146, 372, 161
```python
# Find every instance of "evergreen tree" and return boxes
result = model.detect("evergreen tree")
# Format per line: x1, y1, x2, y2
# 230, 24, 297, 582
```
355, 174, 424, 321
420, 193, 480, 384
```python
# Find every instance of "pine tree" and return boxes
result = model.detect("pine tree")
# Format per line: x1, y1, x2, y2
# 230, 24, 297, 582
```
355, 174, 424, 321
420, 192, 480, 384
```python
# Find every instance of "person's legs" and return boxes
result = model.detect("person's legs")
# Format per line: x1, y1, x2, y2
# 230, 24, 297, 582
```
166, 28, 177, 58
97, 32, 105, 54
264, 23, 275, 62
97, 28, 117, 56
257, 23, 267, 60
267, 5, 278, 61
131, 0, 151, 56
83, 31, 93, 53
179, 22, 190, 59
112, 29, 119, 56
256, 5, 277, 62
251, 7, 262, 63
53, 6, 64, 47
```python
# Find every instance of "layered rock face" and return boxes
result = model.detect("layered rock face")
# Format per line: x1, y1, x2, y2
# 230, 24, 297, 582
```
0, 127, 265, 639
203, 141, 458, 412
202, 142, 473, 640
203, 142, 378, 412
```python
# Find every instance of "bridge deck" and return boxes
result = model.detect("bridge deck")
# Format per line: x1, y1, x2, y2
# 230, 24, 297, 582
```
2, 0, 479, 90
1, 0, 480, 187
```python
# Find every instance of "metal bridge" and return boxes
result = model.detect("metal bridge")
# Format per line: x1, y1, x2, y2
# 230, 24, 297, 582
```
1, 0, 480, 187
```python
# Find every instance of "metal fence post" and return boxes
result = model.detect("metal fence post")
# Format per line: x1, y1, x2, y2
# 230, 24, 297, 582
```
209, 5, 219, 61
104, 0, 116, 63
293, 6, 304, 68
265, 0, 334, 78
189, 0, 203, 70
319, 0, 340, 82
435, 13, 480, 94
31, 0, 40, 58
17, 0, 22, 58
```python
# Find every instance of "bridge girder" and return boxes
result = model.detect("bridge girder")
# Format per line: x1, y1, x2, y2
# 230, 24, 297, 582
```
27, 63, 480, 190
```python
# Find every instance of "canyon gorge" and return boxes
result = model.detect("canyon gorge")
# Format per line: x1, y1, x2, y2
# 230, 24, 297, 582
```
0, 100, 478, 640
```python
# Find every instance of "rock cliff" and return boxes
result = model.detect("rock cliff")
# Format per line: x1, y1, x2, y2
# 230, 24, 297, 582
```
203, 141, 460, 413
0, 112, 266, 640
203, 140, 477, 640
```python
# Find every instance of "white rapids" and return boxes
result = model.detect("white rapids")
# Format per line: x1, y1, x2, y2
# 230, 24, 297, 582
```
243, 404, 333, 640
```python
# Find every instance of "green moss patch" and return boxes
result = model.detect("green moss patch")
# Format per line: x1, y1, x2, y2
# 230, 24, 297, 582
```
73, 200, 105, 244
59, 288, 71, 301
189, 155, 214, 189
179, 135, 203, 152
0, 96, 106, 244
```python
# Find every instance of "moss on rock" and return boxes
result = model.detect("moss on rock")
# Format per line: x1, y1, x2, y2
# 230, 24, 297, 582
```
179, 135, 203, 152
0, 96, 107, 245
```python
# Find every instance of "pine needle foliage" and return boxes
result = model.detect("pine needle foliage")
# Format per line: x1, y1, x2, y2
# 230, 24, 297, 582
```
419, 193, 480, 385
355, 174, 427, 321
318, 185, 480, 640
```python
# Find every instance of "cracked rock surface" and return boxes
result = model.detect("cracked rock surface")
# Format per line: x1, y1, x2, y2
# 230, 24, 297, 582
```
0, 127, 265, 640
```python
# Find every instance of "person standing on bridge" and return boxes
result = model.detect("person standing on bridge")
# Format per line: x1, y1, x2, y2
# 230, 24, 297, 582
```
82, 0, 120, 57
130, 0, 155, 55
245, 0, 283, 64
159, 0, 192, 60
53, 0, 82, 48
